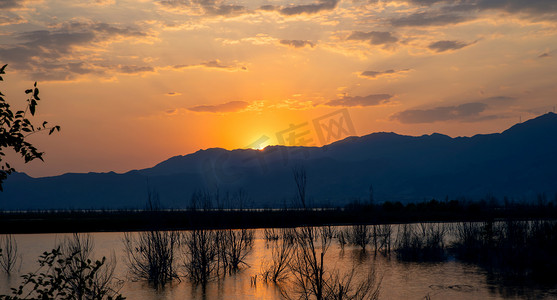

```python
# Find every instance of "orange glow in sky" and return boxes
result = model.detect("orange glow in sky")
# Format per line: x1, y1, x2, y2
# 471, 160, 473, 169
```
1, 0, 557, 177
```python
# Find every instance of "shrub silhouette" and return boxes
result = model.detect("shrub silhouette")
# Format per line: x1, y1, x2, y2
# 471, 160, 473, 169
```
0, 247, 124, 299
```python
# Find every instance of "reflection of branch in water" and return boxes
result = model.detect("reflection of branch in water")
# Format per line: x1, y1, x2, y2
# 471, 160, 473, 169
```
262, 225, 381, 300
123, 231, 179, 288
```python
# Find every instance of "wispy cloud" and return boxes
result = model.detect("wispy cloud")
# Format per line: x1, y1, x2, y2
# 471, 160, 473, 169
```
158, 0, 249, 17
0, 0, 24, 10
188, 100, 250, 113
117, 65, 155, 74
0, 20, 153, 80
391, 11, 471, 27
0, 12, 25, 26
538, 50, 556, 58
391, 102, 493, 123
263, 0, 339, 16
173, 59, 248, 72
347, 31, 398, 45
359, 69, 411, 79
279, 39, 315, 48
390, 0, 557, 30
428, 40, 476, 53
325, 94, 393, 107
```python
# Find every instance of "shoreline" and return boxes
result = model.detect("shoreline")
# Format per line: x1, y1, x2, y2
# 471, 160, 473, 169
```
1, 204, 556, 234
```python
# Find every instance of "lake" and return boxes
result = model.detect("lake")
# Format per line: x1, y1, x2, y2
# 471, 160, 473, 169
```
1, 224, 556, 299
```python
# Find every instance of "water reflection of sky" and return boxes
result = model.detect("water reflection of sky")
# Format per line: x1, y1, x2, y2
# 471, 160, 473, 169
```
1, 227, 555, 299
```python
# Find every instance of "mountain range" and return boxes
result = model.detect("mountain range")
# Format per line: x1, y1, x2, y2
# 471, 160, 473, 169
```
2, 113, 557, 210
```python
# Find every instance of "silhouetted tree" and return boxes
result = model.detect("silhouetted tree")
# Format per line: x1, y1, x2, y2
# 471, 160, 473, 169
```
123, 231, 179, 289
369, 183, 374, 206
0, 234, 19, 274
347, 225, 372, 252
0, 64, 59, 190
261, 228, 295, 283
293, 165, 307, 209
183, 229, 220, 284
285, 226, 381, 300
220, 229, 254, 273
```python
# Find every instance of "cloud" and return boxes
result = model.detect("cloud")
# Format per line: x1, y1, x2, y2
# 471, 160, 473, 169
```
259, 4, 275, 11
347, 31, 398, 45
188, 100, 250, 113
428, 40, 475, 52
456, 0, 557, 16
279, 39, 315, 48
262, 0, 339, 16
159, 0, 249, 17
325, 94, 393, 107
483, 96, 516, 103
0, 12, 25, 26
360, 69, 411, 79
173, 59, 247, 72
94, 0, 115, 5
280, 0, 339, 15
397, 0, 557, 25
391, 102, 491, 123
219, 34, 277, 46
405, 0, 557, 14
407, 0, 446, 5
117, 65, 155, 74
538, 50, 556, 58
269, 99, 315, 110
391, 12, 471, 27
166, 92, 182, 96
0, 21, 151, 80
0, 0, 23, 9
165, 108, 178, 115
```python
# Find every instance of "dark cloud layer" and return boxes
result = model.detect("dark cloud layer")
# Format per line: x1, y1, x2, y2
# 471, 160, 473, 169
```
188, 100, 249, 113
538, 50, 556, 58
159, 0, 248, 16
391, 0, 557, 29
347, 31, 398, 45
0, 21, 150, 80
483, 96, 516, 103
278, 0, 339, 16
325, 94, 393, 107
160, 0, 339, 16
360, 69, 410, 79
391, 102, 490, 123
428, 40, 474, 52
174, 59, 247, 71
279, 39, 315, 48
0, 13, 24, 26
0, 0, 23, 9
391, 11, 471, 27
118, 65, 155, 74
405, 0, 557, 14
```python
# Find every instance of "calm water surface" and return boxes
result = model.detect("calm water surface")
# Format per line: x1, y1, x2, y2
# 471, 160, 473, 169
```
1, 226, 556, 299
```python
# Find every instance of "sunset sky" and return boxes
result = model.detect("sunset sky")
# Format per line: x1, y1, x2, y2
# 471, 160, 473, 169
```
1, 0, 557, 177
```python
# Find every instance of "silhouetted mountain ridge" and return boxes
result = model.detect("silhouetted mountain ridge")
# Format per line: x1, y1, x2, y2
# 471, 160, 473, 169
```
2, 113, 557, 210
